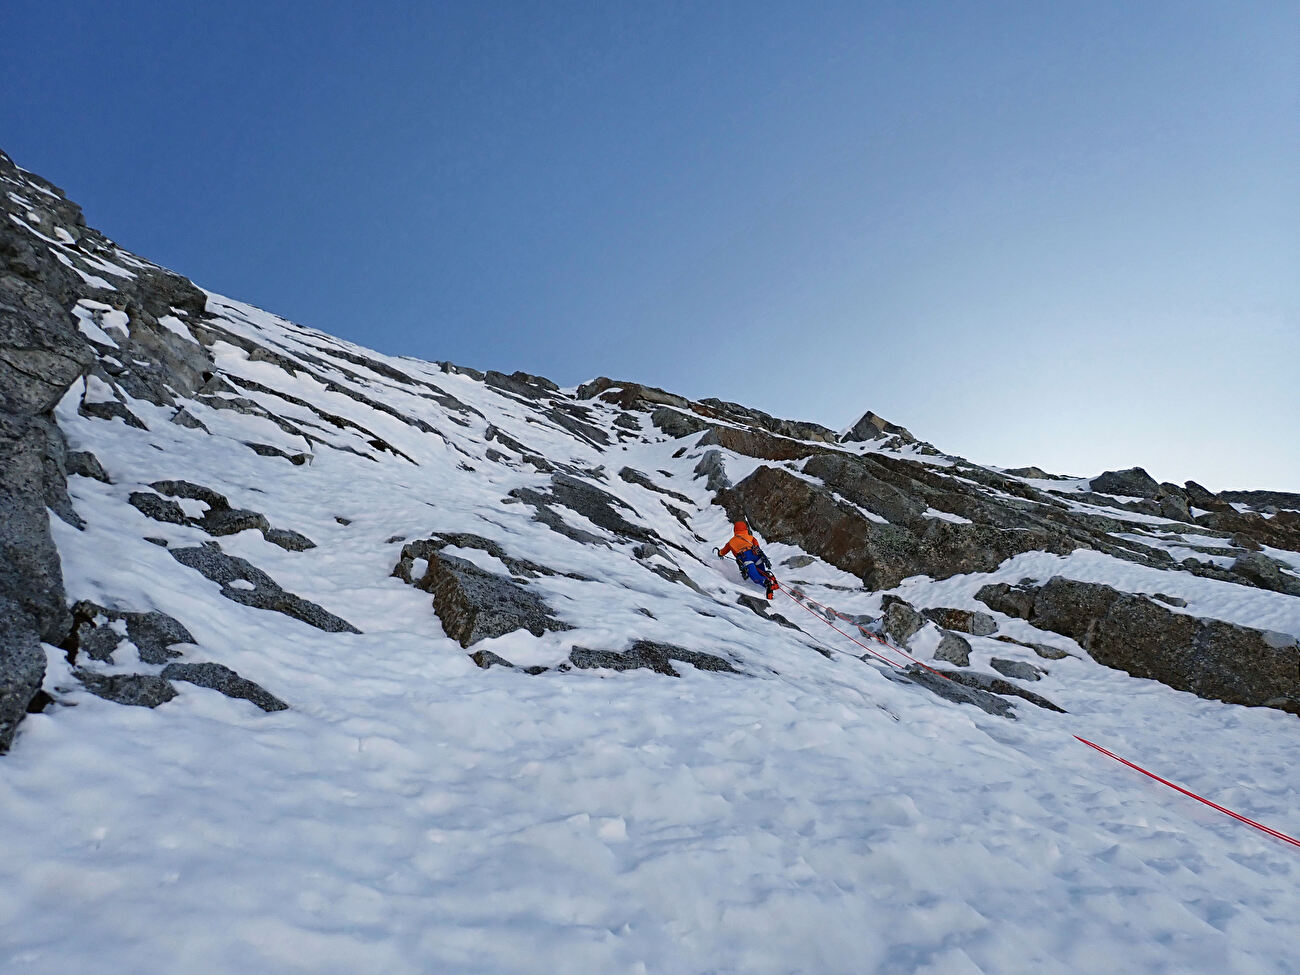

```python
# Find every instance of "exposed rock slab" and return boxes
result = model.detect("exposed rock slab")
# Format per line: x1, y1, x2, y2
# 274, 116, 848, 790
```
977, 577, 1300, 714
170, 543, 359, 634
569, 640, 738, 676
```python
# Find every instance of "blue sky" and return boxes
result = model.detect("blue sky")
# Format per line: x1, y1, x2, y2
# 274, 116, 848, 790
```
4, 1, 1296, 489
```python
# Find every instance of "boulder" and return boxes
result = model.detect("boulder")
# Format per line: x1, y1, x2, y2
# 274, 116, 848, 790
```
399, 549, 570, 648
989, 658, 1044, 682
934, 631, 971, 666
74, 670, 177, 708
1230, 552, 1300, 597
162, 662, 287, 712
921, 607, 997, 637
879, 597, 925, 646
650, 407, 709, 439
62, 600, 195, 665
1090, 468, 1161, 499
974, 583, 1036, 620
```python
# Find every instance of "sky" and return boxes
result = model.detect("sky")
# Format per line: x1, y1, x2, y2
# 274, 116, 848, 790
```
3, 1, 1296, 490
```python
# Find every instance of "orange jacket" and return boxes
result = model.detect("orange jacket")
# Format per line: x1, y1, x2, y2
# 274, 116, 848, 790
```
717, 521, 760, 558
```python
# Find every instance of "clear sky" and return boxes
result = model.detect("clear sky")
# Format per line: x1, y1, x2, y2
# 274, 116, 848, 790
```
4, 1, 1296, 490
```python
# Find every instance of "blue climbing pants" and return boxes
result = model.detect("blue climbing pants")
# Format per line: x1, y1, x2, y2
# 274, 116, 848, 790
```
738, 550, 769, 586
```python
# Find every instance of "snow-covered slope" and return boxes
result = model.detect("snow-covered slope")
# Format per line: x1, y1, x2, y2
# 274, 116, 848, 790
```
2, 149, 1299, 974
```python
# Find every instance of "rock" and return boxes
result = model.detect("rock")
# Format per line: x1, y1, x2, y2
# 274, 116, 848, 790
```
934, 669, 1065, 712
399, 549, 570, 648
201, 508, 272, 537
934, 631, 971, 666
993, 635, 1072, 660
171, 408, 209, 431
1024, 577, 1300, 714
161, 662, 287, 712
74, 670, 177, 708
128, 491, 188, 525
782, 555, 817, 568
469, 650, 516, 670
66, 450, 109, 482
1090, 468, 1161, 499
618, 467, 693, 504
975, 583, 1036, 620
569, 640, 738, 676
1230, 533, 1263, 552
1150, 593, 1188, 608
921, 607, 997, 637
840, 411, 916, 444
61, 600, 194, 665
696, 425, 825, 462
693, 449, 731, 493
262, 527, 317, 552
0, 613, 47, 752
513, 473, 658, 546
650, 407, 709, 439
890, 666, 1014, 717
170, 544, 360, 634
879, 597, 925, 646
735, 595, 799, 629
989, 658, 1044, 681
1231, 552, 1300, 597
576, 377, 693, 412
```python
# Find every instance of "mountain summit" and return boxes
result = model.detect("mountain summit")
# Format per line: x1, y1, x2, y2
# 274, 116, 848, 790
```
2, 149, 1298, 973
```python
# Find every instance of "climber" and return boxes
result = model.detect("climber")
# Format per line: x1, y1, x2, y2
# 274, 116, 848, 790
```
716, 520, 778, 599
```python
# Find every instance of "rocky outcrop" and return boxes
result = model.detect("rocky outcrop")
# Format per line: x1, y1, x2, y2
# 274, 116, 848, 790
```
129, 480, 316, 551
1090, 468, 1161, 499
840, 411, 915, 444
719, 463, 1074, 590
61, 600, 194, 665
0, 152, 97, 750
1230, 552, 1300, 597
569, 640, 738, 676
162, 662, 288, 712
170, 543, 359, 634
394, 544, 570, 648
976, 577, 1300, 714
921, 607, 997, 637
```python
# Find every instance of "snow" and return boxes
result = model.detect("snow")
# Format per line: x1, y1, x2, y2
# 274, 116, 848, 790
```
924, 507, 973, 524
1, 291, 1297, 974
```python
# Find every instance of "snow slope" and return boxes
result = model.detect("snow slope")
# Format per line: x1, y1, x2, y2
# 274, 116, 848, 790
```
1, 196, 1298, 971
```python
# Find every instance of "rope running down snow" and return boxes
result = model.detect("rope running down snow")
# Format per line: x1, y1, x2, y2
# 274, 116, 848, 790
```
770, 577, 1299, 851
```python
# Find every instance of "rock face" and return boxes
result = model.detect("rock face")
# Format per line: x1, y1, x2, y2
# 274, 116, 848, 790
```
0, 152, 97, 750
977, 577, 1300, 714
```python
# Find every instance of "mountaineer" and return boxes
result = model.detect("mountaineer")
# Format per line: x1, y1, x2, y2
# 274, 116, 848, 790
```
716, 520, 778, 599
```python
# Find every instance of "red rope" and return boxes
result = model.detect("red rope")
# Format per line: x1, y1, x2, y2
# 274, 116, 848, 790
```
777, 587, 908, 669
1075, 737, 1300, 850
780, 587, 952, 680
